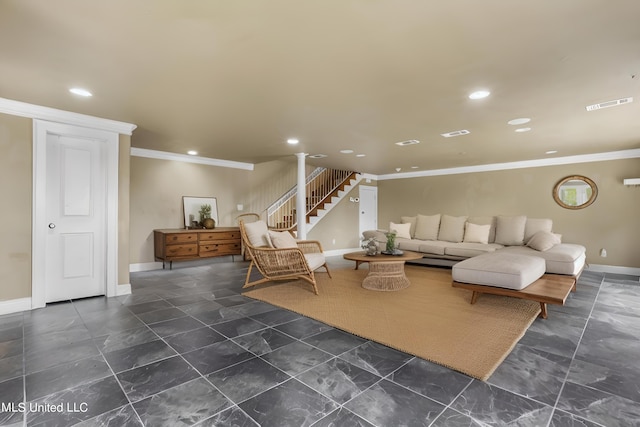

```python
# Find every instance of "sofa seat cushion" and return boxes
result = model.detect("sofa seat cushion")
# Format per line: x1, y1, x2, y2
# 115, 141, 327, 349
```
396, 238, 424, 252
452, 253, 545, 290
499, 244, 586, 275
444, 242, 504, 258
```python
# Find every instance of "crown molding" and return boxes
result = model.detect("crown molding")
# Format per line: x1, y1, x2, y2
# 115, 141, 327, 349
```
130, 147, 254, 171
376, 148, 640, 181
0, 97, 136, 135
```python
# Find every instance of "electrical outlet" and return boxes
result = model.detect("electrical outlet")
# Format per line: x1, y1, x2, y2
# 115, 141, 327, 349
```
600, 248, 607, 257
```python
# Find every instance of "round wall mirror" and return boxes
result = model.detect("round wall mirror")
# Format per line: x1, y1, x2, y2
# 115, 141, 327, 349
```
553, 175, 598, 209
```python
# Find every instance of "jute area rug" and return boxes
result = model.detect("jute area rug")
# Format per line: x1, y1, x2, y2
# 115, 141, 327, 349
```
243, 265, 541, 380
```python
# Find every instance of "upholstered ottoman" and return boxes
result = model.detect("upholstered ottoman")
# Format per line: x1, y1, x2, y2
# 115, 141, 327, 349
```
452, 252, 545, 290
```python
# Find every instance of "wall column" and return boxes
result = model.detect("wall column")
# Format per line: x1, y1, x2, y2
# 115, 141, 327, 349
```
295, 152, 307, 239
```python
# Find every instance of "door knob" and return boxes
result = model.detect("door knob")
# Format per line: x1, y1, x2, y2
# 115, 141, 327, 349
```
48, 223, 56, 229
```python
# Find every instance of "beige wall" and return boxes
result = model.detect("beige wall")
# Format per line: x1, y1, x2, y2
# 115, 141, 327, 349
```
129, 156, 304, 264
378, 159, 640, 268
0, 113, 32, 301
118, 134, 131, 286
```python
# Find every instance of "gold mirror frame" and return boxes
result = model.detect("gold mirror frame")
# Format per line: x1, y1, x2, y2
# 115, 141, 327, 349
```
553, 175, 598, 210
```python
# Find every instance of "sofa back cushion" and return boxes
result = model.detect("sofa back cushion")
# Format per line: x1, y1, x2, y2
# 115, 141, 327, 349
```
400, 216, 417, 238
524, 218, 553, 243
414, 214, 441, 240
495, 215, 527, 246
438, 215, 467, 243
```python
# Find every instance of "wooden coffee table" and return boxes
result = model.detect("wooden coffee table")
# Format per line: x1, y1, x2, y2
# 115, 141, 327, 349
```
343, 251, 423, 291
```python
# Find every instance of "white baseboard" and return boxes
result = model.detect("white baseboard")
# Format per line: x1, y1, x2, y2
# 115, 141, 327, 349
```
0, 297, 32, 316
130, 262, 163, 272
587, 264, 640, 276
117, 283, 132, 296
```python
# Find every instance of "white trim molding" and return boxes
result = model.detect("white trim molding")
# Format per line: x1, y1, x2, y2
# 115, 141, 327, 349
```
117, 284, 132, 296
0, 297, 32, 316
0, 97, 136, 135
376, 148, 640, 181
130, 262, 164, 272
587, 264, 640, 276
131, 147, 254, 171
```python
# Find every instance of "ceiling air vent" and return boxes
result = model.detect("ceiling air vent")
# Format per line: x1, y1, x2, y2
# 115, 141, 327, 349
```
586, 97, 633, 111
440, 129, 470, 138
395, 139, 420, 146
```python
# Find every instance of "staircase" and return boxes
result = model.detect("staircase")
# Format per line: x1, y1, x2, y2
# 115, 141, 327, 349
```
267, 168, 362, 232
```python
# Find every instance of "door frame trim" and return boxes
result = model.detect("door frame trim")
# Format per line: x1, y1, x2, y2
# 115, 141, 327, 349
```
358, 185, 378, 237
32, 120, 119, 308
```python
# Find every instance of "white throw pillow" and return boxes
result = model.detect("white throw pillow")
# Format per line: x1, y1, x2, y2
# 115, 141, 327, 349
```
414, 214, 441, 241
401, 216, 417, 238
389, 222, 412, 239
526, 231, 561, 251
463, 222, 491, 244
494, 215, 527, 246
268, 230, 298, 249
243, 220, 271, 247
524, 218, 553, 243
437, 215, 467, 243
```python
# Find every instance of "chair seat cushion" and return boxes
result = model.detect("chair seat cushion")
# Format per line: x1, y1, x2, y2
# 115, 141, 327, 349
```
304, 252, 326, 271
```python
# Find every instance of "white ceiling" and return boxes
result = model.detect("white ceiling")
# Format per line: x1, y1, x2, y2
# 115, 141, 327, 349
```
1, 0, 639, 175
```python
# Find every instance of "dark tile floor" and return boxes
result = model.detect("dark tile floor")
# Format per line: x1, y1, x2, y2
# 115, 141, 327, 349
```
1, 256, 639, 426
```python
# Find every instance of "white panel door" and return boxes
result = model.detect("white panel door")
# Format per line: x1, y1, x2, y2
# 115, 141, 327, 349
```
359, 185, 378, 237
45, 134, 106, 302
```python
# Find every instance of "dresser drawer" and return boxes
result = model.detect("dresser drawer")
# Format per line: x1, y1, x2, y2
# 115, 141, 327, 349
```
165, 233, 198, 245
199, 242, 241, 256
165, 244, 198, 257
199, 231, 240, 242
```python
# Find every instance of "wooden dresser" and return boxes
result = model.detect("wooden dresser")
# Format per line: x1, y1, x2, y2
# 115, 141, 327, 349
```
154, 227, 241, 269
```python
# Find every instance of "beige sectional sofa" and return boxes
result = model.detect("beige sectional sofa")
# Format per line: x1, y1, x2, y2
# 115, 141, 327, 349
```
362, 214, 586, 276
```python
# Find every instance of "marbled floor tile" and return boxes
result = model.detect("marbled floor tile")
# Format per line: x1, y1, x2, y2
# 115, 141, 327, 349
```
232, 327, 296, 356
215, 295, 252, 308
136, 307, 188, 325
549, 409, 604, 427
389, 357, 472, 406
0, 376, 24, 426
83, 313, 147, 337
557, 381, 640, 427
172, 300, 223, 317
0, 337, 22, 360
25, 337, 100, 375
593, 284, 640, 317
450, 380, 553, 426
302, 329, 367, 356
117, 355, 199, 402
72, 295, 124, 314
0, 313, 22, 331
133, 377, 231, 426
232, 301, 277, 317
25, 355, 112, 401
75, 404, 142, 427
26, 376, 129, 427
78, 306, 142, 326
206, 357, 290, 404
0, 325, 22, 344
274, 317, 333, 340
344, 379, 445, 427
296, 358, 380, 404
196, 405, 259, 427
577, 271, 604, 288
148, 315, 204, 337
338, 341, 413, 377
182, 340, 254, 375
0, 353, 23, 383
210, 317, 267, 338
92, 326, 159, 353
248, 308, 302, 327
239, 379, 338, 427
164, 326, 226, 354
603, 272, 640, 286
430, 408, 485, 426
165, 293, 209, 307
126, 299, 173, 315
313, 407, 375, 427
23, 324, 92, 355
23, 312, 86, 337
103, 339, 176, 373
189, 306, 245, 326
119, 292, 163, 307
261, 341, 333, 376
489, 344, 572, 406
199, 288, 238, 300
567, 357, 640, 404
519, 312, 586, 359
575, 317, 640, 372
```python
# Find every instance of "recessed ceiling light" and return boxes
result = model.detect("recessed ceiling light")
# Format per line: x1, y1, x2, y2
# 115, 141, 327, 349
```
395, 139, 420, 146
340, 149, 354, 154
187, 150, 198, 156
469, 90, 490, 100
507, 118, 531, 125
545, 150, 558, 154
69, 87, 92, 97
411, 166, 419, 169
287, 138, 299, 145
308, 154, 327, 159
355, 154, 366, 157
514, 127, 531, 133
441, 130, 470, 138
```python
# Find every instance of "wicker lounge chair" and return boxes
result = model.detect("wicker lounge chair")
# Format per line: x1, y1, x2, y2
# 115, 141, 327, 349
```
239, 220, 331, 295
